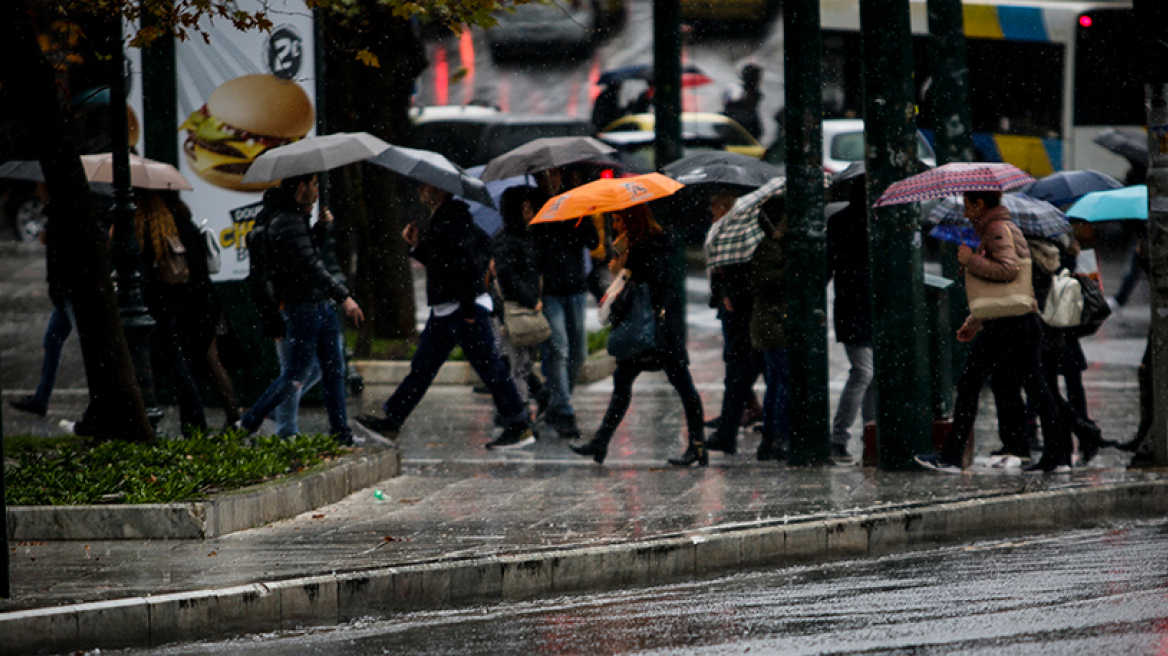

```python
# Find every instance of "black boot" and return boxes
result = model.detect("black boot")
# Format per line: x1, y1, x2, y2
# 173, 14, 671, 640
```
1071, 417, 1107, 464
570, 434, 611, 464
668, 434, 708, 467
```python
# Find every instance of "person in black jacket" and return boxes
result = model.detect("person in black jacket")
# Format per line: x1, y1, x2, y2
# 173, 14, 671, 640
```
489, 186, 549, 419
357, 182, 535, 450
237, 174, 364, 445
570, 204, 706, 466
531, 167, 599, 439
824, 181, 874, 465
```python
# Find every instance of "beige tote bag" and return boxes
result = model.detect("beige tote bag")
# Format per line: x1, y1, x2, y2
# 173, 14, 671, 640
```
965, 229, 1034, 320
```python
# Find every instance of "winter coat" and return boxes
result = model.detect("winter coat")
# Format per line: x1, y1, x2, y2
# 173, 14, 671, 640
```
262, 189, 351, 309
825, 201, 871, 346
611, 230, 688, 365
966, 208, 1037, 317
491, 228, 541, 310
750, 229, 787, 350
412, 198, 491, 320
531, 217, 599, 296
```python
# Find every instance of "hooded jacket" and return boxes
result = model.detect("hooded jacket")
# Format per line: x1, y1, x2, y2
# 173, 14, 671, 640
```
412, 197, 491, 320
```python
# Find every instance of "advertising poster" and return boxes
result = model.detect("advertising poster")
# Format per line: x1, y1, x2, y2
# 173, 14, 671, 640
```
175, 1, 316, 281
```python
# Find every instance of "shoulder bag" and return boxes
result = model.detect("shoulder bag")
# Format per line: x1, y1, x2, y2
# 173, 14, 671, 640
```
493, 279, 551, 348
606, 282, 657, 360
157, 233, 191, 284
965, 227, 1034, 320
201, 220, 222, 275
1066, 274, 1112, 338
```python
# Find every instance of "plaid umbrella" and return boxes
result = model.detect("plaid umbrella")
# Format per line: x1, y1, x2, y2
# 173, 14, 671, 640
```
926, 193, 1071, 238
705, 176, 786, 269
873, 162, 1034, 207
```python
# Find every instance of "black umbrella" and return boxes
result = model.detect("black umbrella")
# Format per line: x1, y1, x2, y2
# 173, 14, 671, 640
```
0, 160, 45, 182
368, 144, 494, 208
1093, 129, 1148, 168
661, 151, 784, 189
1018, 170, 1124, 207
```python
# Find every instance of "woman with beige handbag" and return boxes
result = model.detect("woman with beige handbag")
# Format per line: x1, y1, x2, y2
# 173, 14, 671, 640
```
915, 191, 1069, 474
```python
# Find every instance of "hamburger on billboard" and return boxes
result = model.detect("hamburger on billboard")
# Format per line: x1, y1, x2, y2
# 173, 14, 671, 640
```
175, 2, 315, 281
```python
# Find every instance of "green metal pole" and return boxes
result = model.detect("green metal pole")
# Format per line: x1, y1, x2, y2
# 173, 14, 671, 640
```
783, 0, 830, 466
927, 0, 973, 407
861, 0, 933, 470
1134, 0, 1168, 467
653, 0, 682, 169
140, 5, 177, 166
1, 384, 8, 598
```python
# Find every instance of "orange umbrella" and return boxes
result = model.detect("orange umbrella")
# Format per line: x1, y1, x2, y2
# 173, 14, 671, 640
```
532, 173, 684, 224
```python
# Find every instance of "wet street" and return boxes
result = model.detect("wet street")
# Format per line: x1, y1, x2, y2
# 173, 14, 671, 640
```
112, 520, 1168, 655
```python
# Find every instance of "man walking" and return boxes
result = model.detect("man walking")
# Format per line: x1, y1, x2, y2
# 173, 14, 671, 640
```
236, 174, 364, 445
357, 183, 535, 449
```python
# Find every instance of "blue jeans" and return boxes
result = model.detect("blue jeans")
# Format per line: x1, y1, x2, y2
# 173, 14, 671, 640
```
383, 305, 527, 427
762, 348, 790, 439
831, 344, 875, 446
241, 302, 349, 438
33, 301, 75, 407
272, 338, 324, 438
540, 293, 588, 417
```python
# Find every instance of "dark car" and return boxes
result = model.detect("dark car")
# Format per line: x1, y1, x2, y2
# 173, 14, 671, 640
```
410, 107, 597, 169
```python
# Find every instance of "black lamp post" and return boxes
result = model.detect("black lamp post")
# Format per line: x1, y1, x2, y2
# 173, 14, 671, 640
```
107, 20, 162, 426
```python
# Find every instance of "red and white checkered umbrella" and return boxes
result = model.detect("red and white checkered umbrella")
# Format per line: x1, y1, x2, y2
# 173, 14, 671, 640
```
873, 162, 1035, 207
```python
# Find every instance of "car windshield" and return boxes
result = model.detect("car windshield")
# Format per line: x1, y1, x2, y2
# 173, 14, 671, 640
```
831, 131, 933, 162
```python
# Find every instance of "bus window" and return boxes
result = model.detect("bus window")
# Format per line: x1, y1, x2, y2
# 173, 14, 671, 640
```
1074, 9, 1144, 127
966, 40, 1064, 138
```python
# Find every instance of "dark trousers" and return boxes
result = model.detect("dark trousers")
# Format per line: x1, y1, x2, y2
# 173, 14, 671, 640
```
712, 306, 762, 442
941, 314, 1068, 466
149, 295, 207, 431
383, 305, 527, 427
596, 355, 704, 443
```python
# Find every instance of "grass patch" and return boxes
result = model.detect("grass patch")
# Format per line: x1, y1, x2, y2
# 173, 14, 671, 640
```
4, 432, 345, 506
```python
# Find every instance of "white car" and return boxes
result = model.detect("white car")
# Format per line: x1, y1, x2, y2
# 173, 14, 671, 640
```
822, 119, 936, 173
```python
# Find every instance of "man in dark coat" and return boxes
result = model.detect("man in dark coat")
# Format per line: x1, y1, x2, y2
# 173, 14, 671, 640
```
824, 180, 873, 465
358, 183, 535, 449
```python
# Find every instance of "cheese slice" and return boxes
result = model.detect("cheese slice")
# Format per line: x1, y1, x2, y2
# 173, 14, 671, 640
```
187, 144, 254, 174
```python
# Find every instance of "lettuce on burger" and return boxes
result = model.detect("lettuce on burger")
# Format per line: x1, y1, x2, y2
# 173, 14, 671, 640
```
180, 74, 315, 191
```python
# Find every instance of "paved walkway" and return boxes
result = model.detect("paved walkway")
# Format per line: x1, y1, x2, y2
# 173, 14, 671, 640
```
1, 238, 1163, 653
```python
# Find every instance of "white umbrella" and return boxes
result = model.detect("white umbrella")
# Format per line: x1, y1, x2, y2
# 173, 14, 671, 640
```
80, 154, 193, 191
240, 132, 391, 184
368, 144, 495, 208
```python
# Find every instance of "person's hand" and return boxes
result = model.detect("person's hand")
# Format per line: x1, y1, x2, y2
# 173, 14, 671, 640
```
320, 207, 335, 223
723, 297, 734, 313
957, 245, 973, 266
956, 316, 980, 342
402, 222, 419, 248
342, 297, 364, 325
536, 300, 543, 312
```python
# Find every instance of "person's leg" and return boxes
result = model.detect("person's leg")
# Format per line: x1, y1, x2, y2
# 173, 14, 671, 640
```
540, 295, 573, 416
1113, 244, 1144, 307
571, 359, 642, 463
831, 344, 873, 448
709, 310, 757, 450
938, 326, 1001, 464
152, 307, 208, 432
564, 292, 589, 394
273, 342, 322, 437
315, 305, 351, 439
990, 374, 1029, 457
205, 337, 241, 425
380, 313, 458, 428
458, 306, 527, 425
240, 304, 323, 432
760, 348, 790, 459
1016, 317, 1070, 469
32, 302, 74, 407
663, 356, 708, 466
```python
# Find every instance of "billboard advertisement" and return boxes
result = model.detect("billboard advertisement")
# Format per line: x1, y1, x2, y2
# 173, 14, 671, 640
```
174, 1, 316, 281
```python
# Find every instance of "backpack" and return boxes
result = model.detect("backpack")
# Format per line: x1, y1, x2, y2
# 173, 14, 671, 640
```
1041, 268, 1084, 328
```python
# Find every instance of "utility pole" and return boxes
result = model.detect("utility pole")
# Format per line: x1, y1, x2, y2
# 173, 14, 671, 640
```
783, 0, 830, 466
861, 0, 934, 470
1134, 0, 1168, 467
926, 0, 975, 414
653, 0, 682, 169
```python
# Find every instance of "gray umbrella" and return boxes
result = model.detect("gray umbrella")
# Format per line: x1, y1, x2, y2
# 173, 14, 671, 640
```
369, 144, 495, 208
0, 160, 45, 182
1093, 129, 1148, 168
241, 132, 391, 184
480, 136, 616, 182
661, 151, 784, 188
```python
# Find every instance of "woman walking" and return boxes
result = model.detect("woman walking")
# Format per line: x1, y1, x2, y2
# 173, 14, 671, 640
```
570, 204, 706, 466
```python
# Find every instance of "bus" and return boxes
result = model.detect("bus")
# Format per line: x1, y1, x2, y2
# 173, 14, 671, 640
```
819, 0, 1143, 181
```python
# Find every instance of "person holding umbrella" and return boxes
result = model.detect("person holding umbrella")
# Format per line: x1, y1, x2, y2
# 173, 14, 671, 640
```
356, 181, 536, 450
571, 203, 707, 467
234, 174, 365, 446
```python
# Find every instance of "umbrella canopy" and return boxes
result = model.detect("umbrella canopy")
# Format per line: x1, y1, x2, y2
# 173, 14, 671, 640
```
1018, 169, 1123, 207
873, 162, 1034, 207
597, 64, 712, 88
480, 136, 616, 182
80, 153, 193, 190
464, 165, 531, 236
1093, 129, 1148, 168
368, 144, 494, 208
928, 224, 981, 248
927, 193, 1070, 238
0, 160, 45, 182
532, 173, 683, 224
660, 151, 784, 189
705, 176, 786, 269
1065, 185, 1168, 222
241, 132, 391, 184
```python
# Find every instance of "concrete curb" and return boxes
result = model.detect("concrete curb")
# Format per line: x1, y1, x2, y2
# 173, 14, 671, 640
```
3, 479, 1165, 655
355, 351, 617, 386
5, 444, 401, 541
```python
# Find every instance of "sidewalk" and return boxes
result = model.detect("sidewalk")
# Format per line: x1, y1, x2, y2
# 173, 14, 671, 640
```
2, 241, 1163, 654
